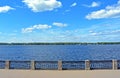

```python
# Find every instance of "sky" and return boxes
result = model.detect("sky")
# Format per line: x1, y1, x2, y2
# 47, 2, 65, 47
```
0, 0, 120, 42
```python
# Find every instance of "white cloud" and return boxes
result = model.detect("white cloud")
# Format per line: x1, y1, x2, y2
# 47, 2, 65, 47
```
71, 2, 77, 7
90, 29, 120, 36
91, 2, 100, 7
86, 0, 120, 19
53, 22, 68, 27
22, 0, 62, 12
22, 24, 52, 33
0, 6, 14, 13
83, 2, 100, 8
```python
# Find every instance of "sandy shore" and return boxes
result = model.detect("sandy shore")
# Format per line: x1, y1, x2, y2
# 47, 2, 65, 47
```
0, 69, 120, 78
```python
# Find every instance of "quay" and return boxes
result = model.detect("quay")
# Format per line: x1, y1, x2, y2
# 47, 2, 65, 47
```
0, 69, 120, 78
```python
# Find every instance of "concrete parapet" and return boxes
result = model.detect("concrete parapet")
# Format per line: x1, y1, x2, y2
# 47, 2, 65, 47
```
112, 60, 118, 70
85, 60, 90, 70
5, 60, 10, 69
58, 60, 62, 70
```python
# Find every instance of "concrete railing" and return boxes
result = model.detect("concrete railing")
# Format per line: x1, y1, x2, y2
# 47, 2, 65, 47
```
0, 60, 120, 70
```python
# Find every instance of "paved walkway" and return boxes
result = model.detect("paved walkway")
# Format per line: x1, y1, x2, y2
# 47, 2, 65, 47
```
0, 69, 120, 78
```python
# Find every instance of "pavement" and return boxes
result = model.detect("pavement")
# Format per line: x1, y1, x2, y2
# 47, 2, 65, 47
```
0, 69, 120, 78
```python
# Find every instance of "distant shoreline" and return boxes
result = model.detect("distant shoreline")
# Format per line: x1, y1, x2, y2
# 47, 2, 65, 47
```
0, 42, 120, 45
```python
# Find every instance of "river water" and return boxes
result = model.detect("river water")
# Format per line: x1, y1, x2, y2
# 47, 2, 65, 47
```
0, 45, 120, 61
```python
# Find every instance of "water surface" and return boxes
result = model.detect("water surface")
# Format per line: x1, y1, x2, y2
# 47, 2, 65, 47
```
0, 45, 120, 61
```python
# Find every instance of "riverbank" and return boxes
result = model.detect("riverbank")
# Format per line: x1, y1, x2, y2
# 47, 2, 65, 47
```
0, 69, 120, 78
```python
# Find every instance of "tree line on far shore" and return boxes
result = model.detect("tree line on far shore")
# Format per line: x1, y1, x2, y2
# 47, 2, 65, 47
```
0, 42, 120, 45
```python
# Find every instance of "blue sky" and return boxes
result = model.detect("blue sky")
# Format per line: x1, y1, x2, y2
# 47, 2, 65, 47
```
0, 0, 120, 42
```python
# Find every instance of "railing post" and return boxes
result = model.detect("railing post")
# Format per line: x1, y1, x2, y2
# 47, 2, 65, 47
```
112, 60, 118, 70
31, 60, 35, 70
5, 60, 10, 69
85, 60, 90, 70
58, 60, 62, 70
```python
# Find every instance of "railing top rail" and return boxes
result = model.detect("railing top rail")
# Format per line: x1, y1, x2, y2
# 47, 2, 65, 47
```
90, 60, 112, 62
62, 61, 85, 63
0, 60, 120, 61
10, 61, 31, 62
35, 61, 58, 63
0, 60, 5, 62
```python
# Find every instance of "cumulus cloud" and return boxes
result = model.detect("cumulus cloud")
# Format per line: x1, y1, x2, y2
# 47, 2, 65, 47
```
83, 2, 100, 8
86, 0, 120, 19
71, 2, 77, 7
22, 24, 52, 33
0, 6, 14, 13
53, 22, 68, 27
22, 0, 62, 12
